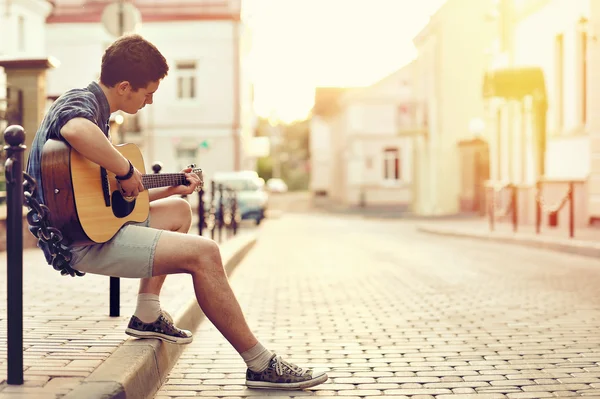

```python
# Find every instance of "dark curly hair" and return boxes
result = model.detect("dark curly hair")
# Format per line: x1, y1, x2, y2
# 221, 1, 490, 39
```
100, 34, 169, 91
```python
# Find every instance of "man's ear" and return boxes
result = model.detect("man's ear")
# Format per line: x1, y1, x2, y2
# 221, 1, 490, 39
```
117, 81, 130, 94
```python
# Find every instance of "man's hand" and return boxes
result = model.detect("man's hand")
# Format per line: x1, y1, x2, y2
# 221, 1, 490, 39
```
170, 167, 202, 196
118, 166, 144, 198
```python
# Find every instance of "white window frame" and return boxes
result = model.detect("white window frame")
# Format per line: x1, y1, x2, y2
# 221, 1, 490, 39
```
175, 146, 197, 171
383, 147, 401, 183
17, 16, 25, 52
176, 61, 197, 100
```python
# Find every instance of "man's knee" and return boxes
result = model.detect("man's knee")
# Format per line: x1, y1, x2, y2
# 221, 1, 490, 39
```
185, 238, 222, 275
173, 197, 192, 219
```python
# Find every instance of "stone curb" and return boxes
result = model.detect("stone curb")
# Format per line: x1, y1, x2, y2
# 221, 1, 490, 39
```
63, 232, 258, 399
417, 225, 600, 258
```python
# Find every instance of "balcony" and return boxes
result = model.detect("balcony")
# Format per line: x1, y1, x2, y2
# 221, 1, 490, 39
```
396, 101, 428, 136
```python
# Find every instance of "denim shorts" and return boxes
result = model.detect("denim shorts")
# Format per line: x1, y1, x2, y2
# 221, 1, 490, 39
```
69, 217, 163, 279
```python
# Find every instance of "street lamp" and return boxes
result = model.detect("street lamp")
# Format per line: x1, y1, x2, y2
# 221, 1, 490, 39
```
468, 117, 485, 138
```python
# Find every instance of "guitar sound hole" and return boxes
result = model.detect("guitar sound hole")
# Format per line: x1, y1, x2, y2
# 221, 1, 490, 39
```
111, 191, 136, 218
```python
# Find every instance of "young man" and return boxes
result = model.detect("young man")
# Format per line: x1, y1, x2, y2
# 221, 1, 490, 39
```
26, 34, 327, 390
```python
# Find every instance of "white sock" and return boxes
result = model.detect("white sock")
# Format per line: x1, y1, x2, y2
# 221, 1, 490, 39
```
241, 342, 274, 372
133, 293, 161, 323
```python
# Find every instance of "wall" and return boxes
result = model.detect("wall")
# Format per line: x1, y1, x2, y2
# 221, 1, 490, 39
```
412, 0, 496, 216
309, 115, 332, 194
45, 18, 245, 179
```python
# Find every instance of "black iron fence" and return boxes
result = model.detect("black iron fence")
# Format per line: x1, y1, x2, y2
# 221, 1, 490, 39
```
487, 178, 578, 238
2, 125, 240, 385
0, 86, 24, 206
151, 162, 240, 242
535, 179, 576, 238
486, 182, 516, 233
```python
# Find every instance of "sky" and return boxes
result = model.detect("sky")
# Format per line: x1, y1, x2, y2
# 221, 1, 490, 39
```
243, 0, 448, 122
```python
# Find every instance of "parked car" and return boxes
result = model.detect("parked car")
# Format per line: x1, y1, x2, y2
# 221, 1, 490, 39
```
210, 171, 268, 225
266, 178, 288, 193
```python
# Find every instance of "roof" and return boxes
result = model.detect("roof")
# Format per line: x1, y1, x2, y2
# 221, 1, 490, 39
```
46, 0, 241, 23
311, 87, 347, 118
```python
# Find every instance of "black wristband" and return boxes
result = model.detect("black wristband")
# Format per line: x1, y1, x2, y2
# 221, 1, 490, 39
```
115, 160, 134, 181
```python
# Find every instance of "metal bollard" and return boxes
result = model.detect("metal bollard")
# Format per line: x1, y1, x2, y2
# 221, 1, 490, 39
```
4, 125, 25, 385
210, 180, 216, 240
198, 188, 205, 236
535, 181, 541, 234
569, 182, 574, 238
231, 190, 238, 236
511, 184, 518, 233
218, 184, 224, 243
488, 187, 495, 232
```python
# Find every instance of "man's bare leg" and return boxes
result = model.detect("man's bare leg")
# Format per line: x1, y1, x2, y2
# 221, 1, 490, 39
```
138, 197, 192, 296
130, 198, 193, 331
152, 226, 258, 352
147, 197, 328, 390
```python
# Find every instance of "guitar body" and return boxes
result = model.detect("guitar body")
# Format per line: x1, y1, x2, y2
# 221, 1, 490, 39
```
41, 139, 150, 246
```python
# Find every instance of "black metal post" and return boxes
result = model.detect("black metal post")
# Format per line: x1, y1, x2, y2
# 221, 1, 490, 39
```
489, 187, 495, 232
512, 184, 518, 232
535, 180, 541, 234
231, 191, 238, 236
109, 278, 120, 317
569, 182, 574, 238
198, 188, 205, 236
218, 183, 224, 243
210, 181, 216, 240
4, 125, 25, 385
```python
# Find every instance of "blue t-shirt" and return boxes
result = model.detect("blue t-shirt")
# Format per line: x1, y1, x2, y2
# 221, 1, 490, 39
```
26, 81, 111, 264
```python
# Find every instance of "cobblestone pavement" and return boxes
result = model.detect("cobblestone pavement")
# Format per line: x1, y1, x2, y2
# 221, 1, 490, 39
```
0, 220, 252, 398
158, 213, 600, 398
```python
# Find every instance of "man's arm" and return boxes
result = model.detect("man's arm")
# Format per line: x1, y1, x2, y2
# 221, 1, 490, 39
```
148, 187, 177, 202
61, 117, 144, 197
61, 117, 130, 176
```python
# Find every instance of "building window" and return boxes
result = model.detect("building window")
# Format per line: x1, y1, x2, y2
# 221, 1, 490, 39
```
579, 30, 587, 125
555, 33, 564, 131
17, 16, 25, 52
397, 104, 412, 129
383, 148, 400, 181
176, 61, 196, 99
176, 147, 197, 170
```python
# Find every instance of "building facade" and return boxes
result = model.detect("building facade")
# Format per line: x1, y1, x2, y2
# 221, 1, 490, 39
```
0, 0, 53, 133
483, 0, 594, 228
310, 61, 417, 208
44, 0, 257, 180
411, 0, 498, 216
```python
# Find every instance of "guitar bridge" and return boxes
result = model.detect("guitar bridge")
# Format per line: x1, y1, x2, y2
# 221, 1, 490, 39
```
100, 167, 111, 207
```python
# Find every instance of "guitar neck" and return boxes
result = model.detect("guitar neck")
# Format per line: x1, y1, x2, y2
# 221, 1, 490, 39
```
142, 173, 188, 190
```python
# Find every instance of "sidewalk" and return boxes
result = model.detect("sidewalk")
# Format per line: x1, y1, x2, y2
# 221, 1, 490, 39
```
417, 217, 600, 258
0, 227, 257, 398
155, 212, 600, 398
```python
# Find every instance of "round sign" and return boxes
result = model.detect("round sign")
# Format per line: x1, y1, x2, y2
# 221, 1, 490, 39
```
101, 1, 142, 37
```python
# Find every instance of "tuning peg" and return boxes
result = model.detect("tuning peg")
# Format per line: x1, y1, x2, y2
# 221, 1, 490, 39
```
187, 163, 196, 169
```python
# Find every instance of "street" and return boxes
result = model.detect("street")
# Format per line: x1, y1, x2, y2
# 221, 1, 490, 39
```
156, 200, 600, 398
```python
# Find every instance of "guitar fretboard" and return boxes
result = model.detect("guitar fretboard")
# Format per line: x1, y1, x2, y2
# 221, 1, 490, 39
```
142, 173, 188, 190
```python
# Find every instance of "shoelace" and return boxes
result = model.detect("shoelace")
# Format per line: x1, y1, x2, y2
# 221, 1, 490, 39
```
272, 356, 306, 376
161, 310, 174, 324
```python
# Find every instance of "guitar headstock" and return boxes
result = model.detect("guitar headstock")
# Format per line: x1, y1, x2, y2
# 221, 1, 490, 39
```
188, 164, 204, 190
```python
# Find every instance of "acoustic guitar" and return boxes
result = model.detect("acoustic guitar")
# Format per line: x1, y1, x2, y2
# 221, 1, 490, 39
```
40, 139, 203, 246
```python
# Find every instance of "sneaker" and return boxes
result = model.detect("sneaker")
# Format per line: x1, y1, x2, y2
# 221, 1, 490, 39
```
245, 354, 328, 390
125, 310, 193, 345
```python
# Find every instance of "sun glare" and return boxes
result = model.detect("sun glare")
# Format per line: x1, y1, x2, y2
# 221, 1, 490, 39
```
245, 0, 447, 122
